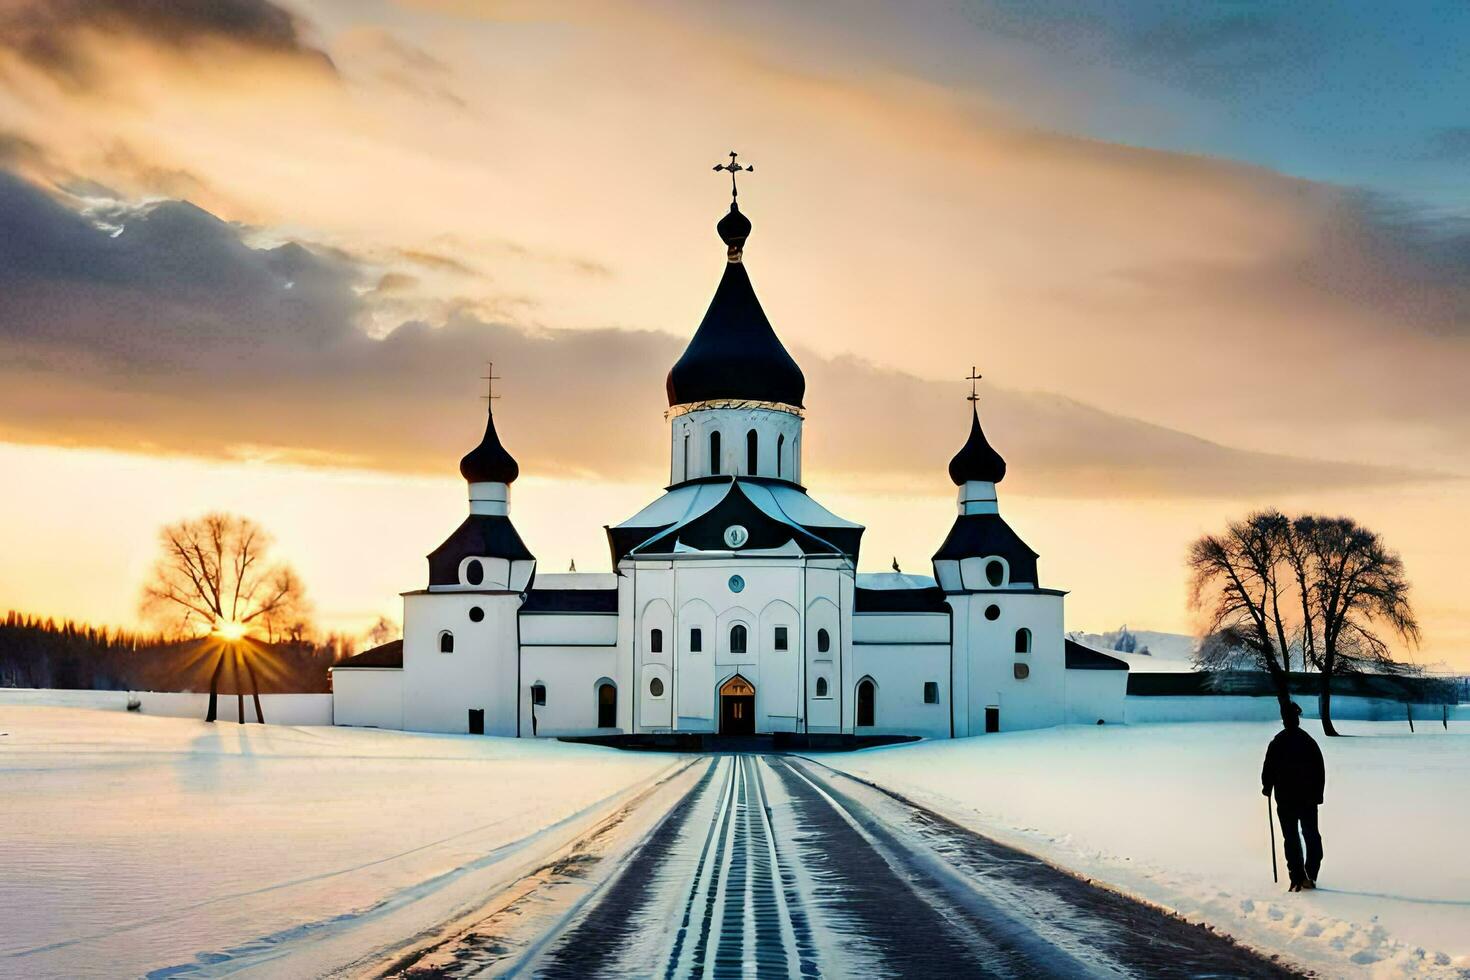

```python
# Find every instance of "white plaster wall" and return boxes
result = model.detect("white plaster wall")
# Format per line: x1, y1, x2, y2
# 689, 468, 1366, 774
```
520, 646, 620, 736
670, 406, 804, 483
331, 670, 403, 729
954, 591, 1066, 733
0, 688, 333, 724
402, 591, 520, 735
521, 614, 618, 646
805, 594, 842, 732
1123, 694, 1439, 724
849, 644, 951, 738
1063, 669, 1126, 726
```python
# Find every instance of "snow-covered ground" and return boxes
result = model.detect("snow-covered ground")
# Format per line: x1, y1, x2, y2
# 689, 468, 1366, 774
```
0, 707, 681, 978
819, 720, 1470, 979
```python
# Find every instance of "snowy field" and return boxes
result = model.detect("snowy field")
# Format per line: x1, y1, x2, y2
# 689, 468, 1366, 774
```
0, 707, 681, 979
821, 719, 1470, 979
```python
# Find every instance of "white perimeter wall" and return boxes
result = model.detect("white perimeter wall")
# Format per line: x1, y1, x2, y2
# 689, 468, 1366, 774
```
0, 688, 332, 725
1064, 670, 1127, 726
330, 670, 403, 729
1124, 694, 1457, 724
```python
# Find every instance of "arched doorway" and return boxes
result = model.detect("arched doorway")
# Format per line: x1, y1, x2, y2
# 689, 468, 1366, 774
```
856, 678, 876, 727
719, 674, 755, 735
596, 681, 617, 728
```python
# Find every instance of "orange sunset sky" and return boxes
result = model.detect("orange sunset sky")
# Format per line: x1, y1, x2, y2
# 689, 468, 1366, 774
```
1, 1, 1467, 669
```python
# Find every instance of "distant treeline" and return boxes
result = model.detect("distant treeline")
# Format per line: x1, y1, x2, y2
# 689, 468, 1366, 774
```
0, 611, 355, 693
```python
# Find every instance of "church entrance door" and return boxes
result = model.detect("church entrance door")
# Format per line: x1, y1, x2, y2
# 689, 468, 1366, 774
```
719, 675, 755, 735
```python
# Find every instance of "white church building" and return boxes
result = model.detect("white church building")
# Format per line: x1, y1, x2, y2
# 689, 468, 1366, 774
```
331, 191, 1127, 740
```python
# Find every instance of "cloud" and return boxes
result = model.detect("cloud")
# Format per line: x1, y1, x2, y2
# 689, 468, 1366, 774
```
0, 171, 1430, 499
0, 0, 334, 85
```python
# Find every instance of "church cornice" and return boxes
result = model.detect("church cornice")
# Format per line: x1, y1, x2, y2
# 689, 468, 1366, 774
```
666, 399, 804, 420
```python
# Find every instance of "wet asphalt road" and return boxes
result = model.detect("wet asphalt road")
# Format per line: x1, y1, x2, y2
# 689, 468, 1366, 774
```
513, 755, 1301, 979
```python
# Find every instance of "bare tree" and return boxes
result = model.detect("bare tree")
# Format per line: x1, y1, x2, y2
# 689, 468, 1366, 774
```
1188, 509, 1298, 713
364, 615, 399, 648
141, 513, 310, 722
1290, 516, 1419, 736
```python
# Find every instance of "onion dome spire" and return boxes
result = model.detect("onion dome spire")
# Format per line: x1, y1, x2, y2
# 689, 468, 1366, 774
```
948, 367, 1006, 485
665, 152, 806, 408
459, 366, 519, 484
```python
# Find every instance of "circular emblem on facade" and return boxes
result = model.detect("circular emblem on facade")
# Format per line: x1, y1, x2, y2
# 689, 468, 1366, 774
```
728, 574, 746, 593
723, 524, 749, 549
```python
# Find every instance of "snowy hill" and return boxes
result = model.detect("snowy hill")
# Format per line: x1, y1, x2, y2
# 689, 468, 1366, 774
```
1068, 625, 1199, 673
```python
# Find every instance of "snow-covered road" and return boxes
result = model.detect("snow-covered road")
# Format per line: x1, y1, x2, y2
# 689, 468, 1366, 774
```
405, 754, 1294, 978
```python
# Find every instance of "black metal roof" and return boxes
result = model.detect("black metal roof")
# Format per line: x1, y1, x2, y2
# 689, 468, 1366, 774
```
520, 588, 619, 613
427, 514, 534, 586
1064, 640, 1129, 671
459, 404, 519, 484
333, 639, 403, 669
948, 404, 1007, 485
665, 204, 805, 408
854, 587, 951, 613
932, 512, 1040, 585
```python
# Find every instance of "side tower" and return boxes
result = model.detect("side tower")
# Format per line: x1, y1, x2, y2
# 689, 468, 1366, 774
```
934, 385, 1066, 735
401, 398, 536, 735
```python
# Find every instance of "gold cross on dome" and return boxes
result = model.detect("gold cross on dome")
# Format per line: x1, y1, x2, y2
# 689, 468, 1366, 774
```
966, 365, 983, 403
480, 362, 501, 403
713, 151, 754, 201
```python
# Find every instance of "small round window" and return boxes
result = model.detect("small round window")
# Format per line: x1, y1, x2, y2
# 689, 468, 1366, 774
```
465, 559, 484, 586
469, 606, 484, 622
650, 677, 665, 697
728, 575, 745, 593
985, 560, 1005, 587
984, 604, 1001, 621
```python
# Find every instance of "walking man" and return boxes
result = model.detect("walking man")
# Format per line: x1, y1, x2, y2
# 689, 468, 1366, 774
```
1261, 702, 1325, 892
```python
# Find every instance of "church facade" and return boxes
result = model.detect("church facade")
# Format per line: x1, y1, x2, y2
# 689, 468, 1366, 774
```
330, 194, 1128, 739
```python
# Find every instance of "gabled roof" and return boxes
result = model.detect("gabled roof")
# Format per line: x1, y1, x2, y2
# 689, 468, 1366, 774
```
520, 589, 619, 614
609, 479, 862, 564
1064, 639, 1129, 671
333, 639, 402, 670
854, 587, 950, 613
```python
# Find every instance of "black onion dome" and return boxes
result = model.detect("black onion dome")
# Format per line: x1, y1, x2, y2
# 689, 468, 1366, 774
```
459, 405, 520, 483
665, 204, 805, 408
948, 405, 1007, 485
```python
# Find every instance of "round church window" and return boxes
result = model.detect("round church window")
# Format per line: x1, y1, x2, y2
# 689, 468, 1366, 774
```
469, 606, 484, 622
984, 604, 1001, 621
985, 560, 1005, 587
465, 559, 484, 586
728, 575, 745, 593
650, 677, 665, 697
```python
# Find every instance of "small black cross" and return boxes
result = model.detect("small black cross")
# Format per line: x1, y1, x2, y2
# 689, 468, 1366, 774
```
713, 151, 754, 201
966, 365, 983, 403
481, 361, 501, 403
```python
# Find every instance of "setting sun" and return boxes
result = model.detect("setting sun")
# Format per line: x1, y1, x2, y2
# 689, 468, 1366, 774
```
211, 620, 249, 642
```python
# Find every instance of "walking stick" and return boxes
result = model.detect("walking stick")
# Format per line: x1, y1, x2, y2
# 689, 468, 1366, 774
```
1267, 792, 1279, 884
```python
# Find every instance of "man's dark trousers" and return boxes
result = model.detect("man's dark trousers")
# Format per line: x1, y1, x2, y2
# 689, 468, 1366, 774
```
1277, 803, 1323, 885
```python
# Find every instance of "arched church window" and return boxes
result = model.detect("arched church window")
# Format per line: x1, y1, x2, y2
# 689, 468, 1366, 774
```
985, 560, 1005, 587
649, 676, 665, 698
1015, 628, 1031, 654
815, 676, 829, 698
777, 433, 785, 478
683, 432, 690, 482
439, 631, 454, 654
597, 682, 617, 728
817, 628, 830, 654
689, 627, 702, 652
746, 429, 758, 475
650, 628, 663, 653
465, 559, 484, 586
531, 683, 547, 706
709, 431, 721, 475
856, 678, 875, 727
730, 624, 748, 655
